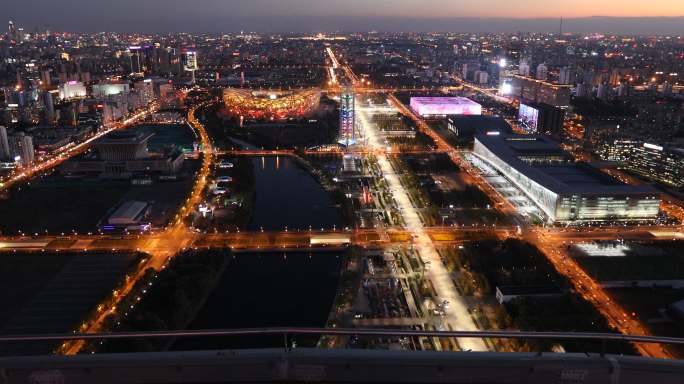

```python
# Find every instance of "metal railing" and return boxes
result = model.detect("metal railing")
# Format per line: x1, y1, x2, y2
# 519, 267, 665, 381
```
2, 327, 684, 356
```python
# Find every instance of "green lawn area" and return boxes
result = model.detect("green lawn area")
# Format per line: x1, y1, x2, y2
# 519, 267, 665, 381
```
576, 244, 684, 281
0, 253, 74, 327
0, 178, 130, 235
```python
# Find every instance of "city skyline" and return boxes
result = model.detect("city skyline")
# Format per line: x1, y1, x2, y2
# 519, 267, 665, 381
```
2, 3, 684, 378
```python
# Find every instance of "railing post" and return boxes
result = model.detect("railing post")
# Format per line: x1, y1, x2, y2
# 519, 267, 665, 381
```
284, 332, 289, 351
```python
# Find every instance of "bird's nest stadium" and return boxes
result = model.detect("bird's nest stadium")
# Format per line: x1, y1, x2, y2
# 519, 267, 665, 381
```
222, 88, 321, 120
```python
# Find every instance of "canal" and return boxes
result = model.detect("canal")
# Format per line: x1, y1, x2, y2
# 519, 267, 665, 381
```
175, 156, 343, 350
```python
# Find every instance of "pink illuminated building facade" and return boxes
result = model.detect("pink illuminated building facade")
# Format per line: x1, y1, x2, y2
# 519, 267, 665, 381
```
410, 97, 482, 117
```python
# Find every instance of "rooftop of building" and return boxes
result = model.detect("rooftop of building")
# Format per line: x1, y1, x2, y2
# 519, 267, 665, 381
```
108, 201, 149, 224
511, 74, 574, 89
410, 96, 481, 106
475, 133, 658, 195
97, 131, 154, 145
519, 99, 565, 112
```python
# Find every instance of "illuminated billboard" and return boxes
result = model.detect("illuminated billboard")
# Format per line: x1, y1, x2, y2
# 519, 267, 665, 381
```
410, 97, 482, 117
518, 103, 540, 133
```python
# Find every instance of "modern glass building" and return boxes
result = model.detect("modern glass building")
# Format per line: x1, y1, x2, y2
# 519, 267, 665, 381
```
473, 134, 661, 223
598, 139, 684, 188
410, 97, 482, 117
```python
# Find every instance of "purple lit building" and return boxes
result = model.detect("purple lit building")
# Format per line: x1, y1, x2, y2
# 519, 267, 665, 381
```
410, 97, 482, 117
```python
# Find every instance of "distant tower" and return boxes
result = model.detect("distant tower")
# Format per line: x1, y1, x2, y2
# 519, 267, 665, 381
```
40, 68, 51, 87
536, 63, 548, 81
559, 66, 574, 85
129, 47, 142, 73
182, 50, 199, 85
8, 21, 17, 41
0, 126, 10, 160
518, 58, 531, 77
42, 91, 55, 123
338, 87, 356, 147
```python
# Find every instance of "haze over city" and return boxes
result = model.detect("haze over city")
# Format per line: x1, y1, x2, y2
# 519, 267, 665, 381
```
5, 0, 684, 33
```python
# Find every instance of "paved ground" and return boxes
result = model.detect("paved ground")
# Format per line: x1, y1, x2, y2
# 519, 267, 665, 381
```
0, 252, 139, 356
356, 100, 488, 352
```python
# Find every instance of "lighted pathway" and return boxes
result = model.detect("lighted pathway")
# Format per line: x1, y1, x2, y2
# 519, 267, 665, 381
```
356, 100, 488, 352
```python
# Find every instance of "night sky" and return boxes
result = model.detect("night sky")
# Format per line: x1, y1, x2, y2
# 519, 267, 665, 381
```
5, 0, 684, 33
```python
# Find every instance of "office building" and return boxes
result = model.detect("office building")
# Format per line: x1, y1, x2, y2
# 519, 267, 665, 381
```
510, 75, 571, 107
41, 91, 55, 123
133, 80, 154, 104
128, 46, 144, 73
447, 115, 512, 142
518, 58, 531, 77
40, 69, 52, 87
474, 70, 489, 84
617, 83, 631, 98
609, 69, 621, 86
182, 50, 199, 84
597, 83, 611, 100
182, 50, 199, 71
598, 140, 684, 188
518, 101, 565, 135
8, 132, 35, 165
7, 21, 19, 41
558, 67, 574, 85
575, 83, 589, 98
473, 133, 661, 223
58, 81, 87, 100
0, 125, 10, 159
92, 83, 130, 98
102, 96, 129, 126
536, 63, 548, 81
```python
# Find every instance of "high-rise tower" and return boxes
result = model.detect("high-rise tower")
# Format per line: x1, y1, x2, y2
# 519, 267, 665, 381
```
338, 87, 356, 146
7, 21, 17, 41
182, 50, 199, 85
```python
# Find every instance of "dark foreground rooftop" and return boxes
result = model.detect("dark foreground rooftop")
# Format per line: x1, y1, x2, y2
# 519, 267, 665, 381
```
1, 347, 683, 384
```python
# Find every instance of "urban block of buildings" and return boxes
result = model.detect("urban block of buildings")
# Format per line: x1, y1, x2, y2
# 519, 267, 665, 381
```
598, 140, 684, 188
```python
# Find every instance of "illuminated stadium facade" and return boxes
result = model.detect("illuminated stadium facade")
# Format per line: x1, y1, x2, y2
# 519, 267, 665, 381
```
410, 97, 482, 117
473, 133, 661, 223
223, 88, 321, 120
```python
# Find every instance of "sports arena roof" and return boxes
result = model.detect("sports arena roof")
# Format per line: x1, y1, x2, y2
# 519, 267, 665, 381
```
474, 133, 657, 195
